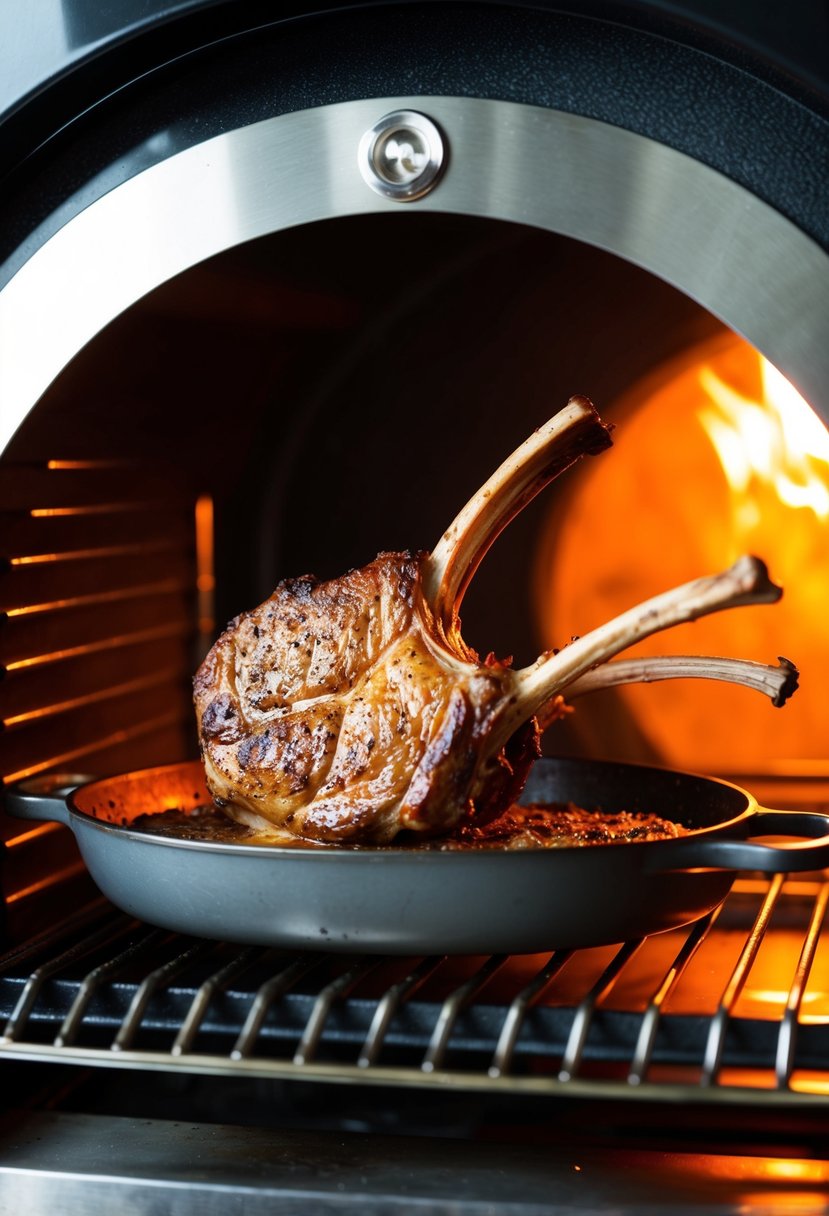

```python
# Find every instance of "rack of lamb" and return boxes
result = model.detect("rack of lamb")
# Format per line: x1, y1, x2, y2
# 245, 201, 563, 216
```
194, 397, 797, 845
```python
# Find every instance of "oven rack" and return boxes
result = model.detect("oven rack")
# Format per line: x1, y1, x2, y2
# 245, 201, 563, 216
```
2, 874, 829, 1107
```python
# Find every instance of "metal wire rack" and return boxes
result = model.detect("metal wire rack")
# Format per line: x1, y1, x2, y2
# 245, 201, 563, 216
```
3, 873, 829, 1107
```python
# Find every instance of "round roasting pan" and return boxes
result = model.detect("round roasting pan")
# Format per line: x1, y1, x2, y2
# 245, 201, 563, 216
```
7, 757, 829, 954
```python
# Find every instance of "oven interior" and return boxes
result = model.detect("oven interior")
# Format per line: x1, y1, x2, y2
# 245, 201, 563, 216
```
2, 209, 829, 1207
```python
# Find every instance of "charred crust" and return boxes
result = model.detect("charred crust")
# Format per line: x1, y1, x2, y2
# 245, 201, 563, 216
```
560, 394, 613, 456
237, 730, 273, 770
773, 656, 800, 707
279, 574, 320, 601
587, 420, 614, 454
200, 695, 242, 743
192, 647, 219, 694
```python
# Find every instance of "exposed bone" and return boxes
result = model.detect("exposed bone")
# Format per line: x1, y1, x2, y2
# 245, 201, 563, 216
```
560, 654, 799, 707
491, 555, 783, 749
422, 395, 612, 639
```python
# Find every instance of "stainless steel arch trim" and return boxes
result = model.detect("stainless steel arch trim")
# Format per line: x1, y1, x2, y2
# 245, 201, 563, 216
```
1, 95, 828, 452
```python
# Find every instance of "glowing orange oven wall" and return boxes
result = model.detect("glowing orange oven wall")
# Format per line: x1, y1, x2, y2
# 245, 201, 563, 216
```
534, 335, 829, 776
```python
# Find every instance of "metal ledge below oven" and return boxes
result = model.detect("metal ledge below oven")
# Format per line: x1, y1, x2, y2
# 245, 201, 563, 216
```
2, 1109, 828, 1216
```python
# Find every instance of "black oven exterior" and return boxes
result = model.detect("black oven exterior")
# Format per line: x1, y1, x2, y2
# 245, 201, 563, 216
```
2, 1, 828, 276
1, 0, 828, 436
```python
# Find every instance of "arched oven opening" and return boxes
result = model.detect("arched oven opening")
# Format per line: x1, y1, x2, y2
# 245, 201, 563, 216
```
3, 210, 825, 790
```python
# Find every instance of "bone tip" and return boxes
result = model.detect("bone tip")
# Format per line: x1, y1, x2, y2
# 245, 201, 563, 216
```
731, 554, 783, 602
565, 394, 614, 452
567, 393, 596, 413
773, 656, 800, 707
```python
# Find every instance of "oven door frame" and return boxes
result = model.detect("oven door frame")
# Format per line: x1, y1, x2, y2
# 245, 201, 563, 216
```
2, 91, 828, 457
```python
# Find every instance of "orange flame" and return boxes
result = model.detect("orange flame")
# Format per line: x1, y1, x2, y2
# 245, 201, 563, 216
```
698, 358, 829, 531
534, 336, 829, 774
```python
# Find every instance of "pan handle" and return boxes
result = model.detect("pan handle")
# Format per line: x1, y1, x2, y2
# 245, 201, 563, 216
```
652, 808, 829, 874
3, 773, 94, 827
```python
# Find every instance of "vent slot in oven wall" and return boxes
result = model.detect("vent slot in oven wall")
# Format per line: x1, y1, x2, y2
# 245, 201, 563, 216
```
0, 460, 200, 941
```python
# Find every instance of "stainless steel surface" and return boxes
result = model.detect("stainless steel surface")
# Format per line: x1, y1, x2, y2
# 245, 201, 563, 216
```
489, 950, 571, 1078
358, 109, 445, 201
558, 939, 644, 1082
775, 882, 829, 1088
628, 907, 720, 1085
230, 955, 316, 1059
357, 954, 444, 1067
422, 954, 509, 1072
9, 757, 829, 954
4, 1110, 814, 1216
699, 873, 785, 1086
2, 97, 828, 453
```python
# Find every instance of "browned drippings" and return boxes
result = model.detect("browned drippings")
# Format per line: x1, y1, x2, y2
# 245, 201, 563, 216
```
427, 802, 689, 850
129, 800, 686, 849
130, 805, 320, 847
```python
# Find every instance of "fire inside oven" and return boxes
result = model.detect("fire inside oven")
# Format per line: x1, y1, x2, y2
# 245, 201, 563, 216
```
1, 92, 829, 1205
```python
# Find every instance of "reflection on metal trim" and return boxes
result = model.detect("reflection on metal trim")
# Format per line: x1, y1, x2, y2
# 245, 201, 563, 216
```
1, 96, 827, 452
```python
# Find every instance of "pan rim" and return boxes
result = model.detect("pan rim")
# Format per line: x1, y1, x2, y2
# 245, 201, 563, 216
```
65, 756, 756, 859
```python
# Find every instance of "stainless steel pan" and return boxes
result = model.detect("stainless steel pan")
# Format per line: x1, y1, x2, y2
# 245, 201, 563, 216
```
7, 757, 829, 954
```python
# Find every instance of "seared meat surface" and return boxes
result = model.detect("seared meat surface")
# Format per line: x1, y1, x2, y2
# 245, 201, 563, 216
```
195, 551, 527, 843
195, 397, 793, 845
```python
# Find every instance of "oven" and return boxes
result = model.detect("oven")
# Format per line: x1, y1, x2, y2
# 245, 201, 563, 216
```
1, 2, 828, 1211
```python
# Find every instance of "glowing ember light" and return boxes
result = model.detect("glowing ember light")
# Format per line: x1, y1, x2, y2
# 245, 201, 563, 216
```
761, 1159, 829, 1184
195, 494, 216, 643
694, 354, 829, 671
534, 335, 829, 774
698, 358, 829, 524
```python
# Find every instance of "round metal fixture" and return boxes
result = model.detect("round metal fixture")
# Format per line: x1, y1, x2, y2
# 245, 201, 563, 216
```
358, 110, 445, 201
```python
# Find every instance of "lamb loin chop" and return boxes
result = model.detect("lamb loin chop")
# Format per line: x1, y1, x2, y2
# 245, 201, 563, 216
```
194, 397, 793, 845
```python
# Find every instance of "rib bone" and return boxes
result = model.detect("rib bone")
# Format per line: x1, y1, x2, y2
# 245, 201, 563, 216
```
560, 655, 799, 707
490, 556, 783, 749
423, 394, 612, 640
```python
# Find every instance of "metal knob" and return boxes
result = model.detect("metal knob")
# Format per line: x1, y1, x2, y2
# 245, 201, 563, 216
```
358, 111, 446, 202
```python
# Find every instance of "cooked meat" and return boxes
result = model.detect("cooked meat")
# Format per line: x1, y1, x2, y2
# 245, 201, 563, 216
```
195, 549, 527, 843
194, 397, 786, 845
